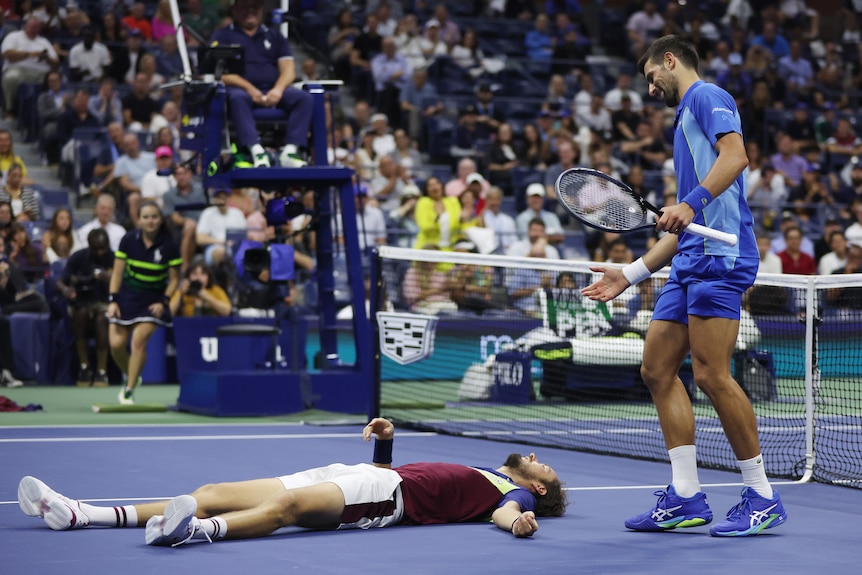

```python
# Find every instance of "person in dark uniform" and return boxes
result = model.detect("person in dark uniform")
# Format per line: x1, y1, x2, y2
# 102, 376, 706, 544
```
106, 201, 181, 404
209, 0, 314, 168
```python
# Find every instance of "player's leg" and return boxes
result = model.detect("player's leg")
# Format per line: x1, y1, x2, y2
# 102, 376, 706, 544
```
640, 319, 693, 449
688, 315, 759, 458
146, 483, 345, 545
18, 476, 289, 532
216, 482, 345, 538
625, 282, 713, 532
108, 322, 130, 374
276, 88, 312, 167
123, 321, 157, 402
226, 86, 268, 166
687, 278, 787, 536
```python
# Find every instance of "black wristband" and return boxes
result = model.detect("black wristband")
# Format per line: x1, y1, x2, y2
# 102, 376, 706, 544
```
108, 293, 118, 303
162, 295, 171, 306
373, 439, 393, 464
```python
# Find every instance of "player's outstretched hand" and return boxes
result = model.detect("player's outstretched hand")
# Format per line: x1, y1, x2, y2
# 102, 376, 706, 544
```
581, 266, 629, 302
512, 511, 539, 538
363, 418, 394, 441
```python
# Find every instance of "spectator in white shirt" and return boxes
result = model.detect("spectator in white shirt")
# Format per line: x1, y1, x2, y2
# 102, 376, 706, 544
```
756, 234, 783, 274
626, 1, 664, 57
515, 183, 564, 243
68, 26, 111, 82
818, 230, 849, 276
139, 146, 176, 208
113, 132, 155, 226
507, 217, 560, 259
196, 189, 248, 265
76, 194, 127, 252
480, 186, 517, 253
336, 185, 387, 251
1, 17, 59, 117
603, 73, 643, 113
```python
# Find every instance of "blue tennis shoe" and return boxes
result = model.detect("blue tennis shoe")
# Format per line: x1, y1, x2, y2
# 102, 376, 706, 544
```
625, 484, 713, 531
709, 487, 787, 537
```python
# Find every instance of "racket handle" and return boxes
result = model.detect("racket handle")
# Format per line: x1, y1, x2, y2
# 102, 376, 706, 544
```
686, 223, 738, 246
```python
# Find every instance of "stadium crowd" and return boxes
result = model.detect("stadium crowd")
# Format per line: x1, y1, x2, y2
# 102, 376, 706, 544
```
1, 0, 862, 389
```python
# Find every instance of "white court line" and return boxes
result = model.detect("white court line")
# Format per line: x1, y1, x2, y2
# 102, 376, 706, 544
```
0, 431, 438, 443
0, 481, 812, 506
0, 422, 310, 430
562, 480, 808, 492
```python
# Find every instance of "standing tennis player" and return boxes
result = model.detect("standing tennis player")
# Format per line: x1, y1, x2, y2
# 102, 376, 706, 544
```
582, 35, 787, 537
17, 419, 566, 545
107, 200, 181, 405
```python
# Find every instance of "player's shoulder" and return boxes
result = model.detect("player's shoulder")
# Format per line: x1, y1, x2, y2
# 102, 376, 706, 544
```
689, 81, 735, 107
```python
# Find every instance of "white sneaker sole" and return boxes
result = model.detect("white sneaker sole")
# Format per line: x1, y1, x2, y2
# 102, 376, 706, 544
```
146, 495, 198, 546
18, 476, 51, 517
18, 476, 85, 530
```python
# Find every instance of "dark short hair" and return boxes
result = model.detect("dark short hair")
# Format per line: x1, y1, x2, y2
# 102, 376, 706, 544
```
528, 217, 546, 229
638, 35, 700, 76
535, 477, 568, 517
87, 227, 110, 249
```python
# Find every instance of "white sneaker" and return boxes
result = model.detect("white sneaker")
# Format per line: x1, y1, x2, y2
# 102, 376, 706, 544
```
118, 386, 135, 405
145, 495, 208, 546
279, 148, 307, 168
253, 151, 271, 167
250, 143, 270, 168
2, 369, 23, 387
17, 476, 89, 530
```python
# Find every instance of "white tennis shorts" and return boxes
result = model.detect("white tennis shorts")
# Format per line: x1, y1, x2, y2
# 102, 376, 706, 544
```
277, 463, 404, 529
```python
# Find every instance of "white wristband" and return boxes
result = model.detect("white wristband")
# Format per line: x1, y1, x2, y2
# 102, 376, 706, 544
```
622, 258, 651, 286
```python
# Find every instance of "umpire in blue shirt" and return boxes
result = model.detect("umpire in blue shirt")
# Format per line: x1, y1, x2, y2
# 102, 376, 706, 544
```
211, 0, 313, 168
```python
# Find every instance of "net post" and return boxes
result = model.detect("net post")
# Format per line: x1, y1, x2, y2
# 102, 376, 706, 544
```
800, 276, 817, 483
369, 247, 382, 420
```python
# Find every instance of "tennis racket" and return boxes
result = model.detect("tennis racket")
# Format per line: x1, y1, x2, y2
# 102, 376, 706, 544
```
554, 168, 738, 247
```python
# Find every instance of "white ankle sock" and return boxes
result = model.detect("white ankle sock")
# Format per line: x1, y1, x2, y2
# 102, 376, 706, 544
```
79, 502, 139, 527
738, 454, 773, 499
669, 445, 701, 498
250, 143, 266, 157
197, 516, 227, 540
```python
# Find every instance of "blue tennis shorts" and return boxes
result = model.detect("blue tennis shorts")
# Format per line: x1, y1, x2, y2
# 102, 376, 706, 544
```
652, 254, 759, 323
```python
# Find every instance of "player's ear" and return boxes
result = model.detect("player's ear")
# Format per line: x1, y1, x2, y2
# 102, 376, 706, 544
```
532, 481, 548, 496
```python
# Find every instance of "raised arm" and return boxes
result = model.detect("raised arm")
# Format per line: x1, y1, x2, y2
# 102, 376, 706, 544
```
362, 417, 395, 469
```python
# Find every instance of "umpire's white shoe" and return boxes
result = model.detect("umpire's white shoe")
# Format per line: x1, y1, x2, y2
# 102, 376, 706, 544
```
146, 495, 208, 546
18, 476, 89, 530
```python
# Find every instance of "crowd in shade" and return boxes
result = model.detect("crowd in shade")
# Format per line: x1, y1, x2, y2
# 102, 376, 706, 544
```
2, 1, 862, 388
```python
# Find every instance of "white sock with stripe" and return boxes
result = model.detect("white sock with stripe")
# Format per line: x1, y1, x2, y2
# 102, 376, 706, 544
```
78, 502, 138, 527
196, 516, 228, 540
669, 445, 701, 498
738, 454, 773, 499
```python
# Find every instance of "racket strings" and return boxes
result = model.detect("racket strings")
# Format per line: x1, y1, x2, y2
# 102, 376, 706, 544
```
558, 172, 646, 231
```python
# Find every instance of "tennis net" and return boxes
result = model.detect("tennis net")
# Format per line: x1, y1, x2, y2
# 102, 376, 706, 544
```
372, 246, 862, 488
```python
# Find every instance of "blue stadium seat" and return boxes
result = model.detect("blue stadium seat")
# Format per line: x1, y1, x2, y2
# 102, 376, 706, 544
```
36, 188, 70, 207
9, 312, 51, 383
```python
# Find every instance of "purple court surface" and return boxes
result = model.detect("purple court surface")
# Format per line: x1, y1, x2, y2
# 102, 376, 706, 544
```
1, 423, 858, 575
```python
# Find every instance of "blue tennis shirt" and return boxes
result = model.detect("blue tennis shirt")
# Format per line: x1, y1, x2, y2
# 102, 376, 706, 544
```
210, 23, 294, 92
673, 80, 757, 259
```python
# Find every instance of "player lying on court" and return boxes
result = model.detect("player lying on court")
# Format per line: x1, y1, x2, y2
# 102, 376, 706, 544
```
17, 419, 567, 546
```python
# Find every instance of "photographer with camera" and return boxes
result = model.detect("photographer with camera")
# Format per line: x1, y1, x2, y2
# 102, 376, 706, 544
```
169, 259, 232, 318
236, 189, 310, 318
57, 228, 114, 387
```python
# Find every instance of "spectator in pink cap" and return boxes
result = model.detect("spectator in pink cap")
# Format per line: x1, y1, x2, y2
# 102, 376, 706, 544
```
140, 146, 176, 210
